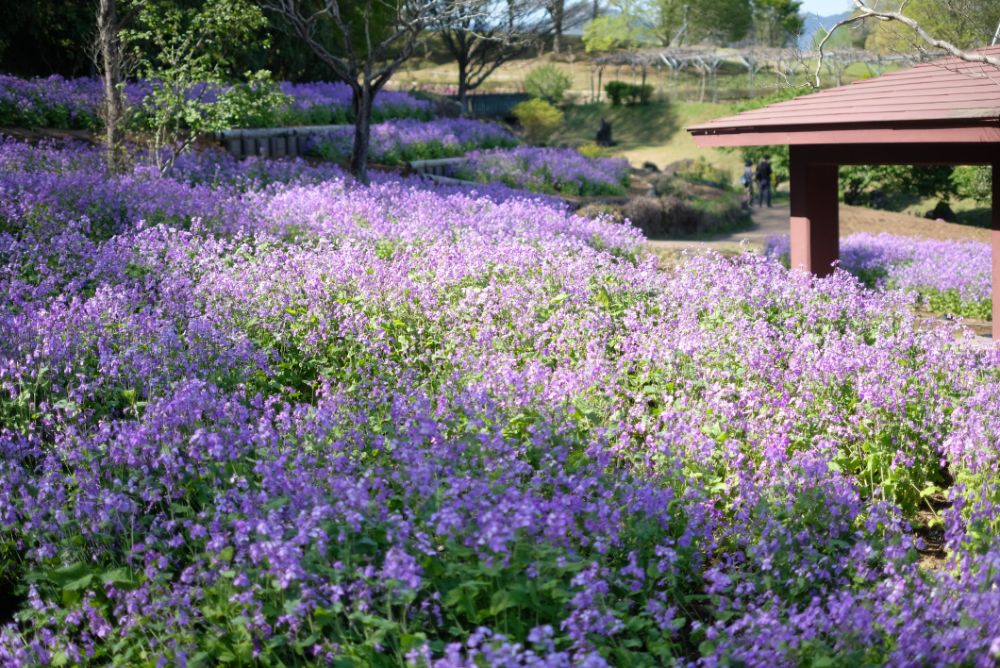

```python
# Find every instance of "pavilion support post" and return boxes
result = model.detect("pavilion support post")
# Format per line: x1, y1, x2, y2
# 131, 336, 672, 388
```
992, 161, 1000, 339
789, 145, 839, 277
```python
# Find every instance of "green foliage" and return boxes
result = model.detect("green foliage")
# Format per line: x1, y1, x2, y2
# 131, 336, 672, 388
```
951, 166, 992, 206
124, 0, 270, 172
0, 98, 100, 132
513, 99, 565, 144
840, 165, 956, 206
211, 72, 292, 130
0, 0, 95, 77
524, 64, 573, 104
604, 81, 629, 106
604, 81, 654, 106
582, 0, 656, 52
917, 288, 992, 321
865, 0, 1000, 52
654, 0, 752, 45
752, 0, 804, 47
577, 142, 612, 158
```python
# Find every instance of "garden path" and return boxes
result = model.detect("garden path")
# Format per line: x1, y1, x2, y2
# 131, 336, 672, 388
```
644, 201, 789, 257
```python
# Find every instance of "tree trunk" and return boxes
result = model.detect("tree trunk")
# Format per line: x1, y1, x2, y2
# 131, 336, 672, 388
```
457, 58, 470, 116
350, 84, 373, 184
552, 1, 564, 54
97, 0, 126, 173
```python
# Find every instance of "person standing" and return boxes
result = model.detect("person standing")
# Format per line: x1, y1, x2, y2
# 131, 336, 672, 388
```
741, 159, 754, 208
755, 156, 772, 208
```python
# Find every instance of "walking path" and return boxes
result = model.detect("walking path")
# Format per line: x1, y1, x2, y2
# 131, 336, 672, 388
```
645, 201, 788, 257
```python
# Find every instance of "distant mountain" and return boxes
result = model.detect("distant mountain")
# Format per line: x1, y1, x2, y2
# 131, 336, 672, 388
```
799, 11, 853, 50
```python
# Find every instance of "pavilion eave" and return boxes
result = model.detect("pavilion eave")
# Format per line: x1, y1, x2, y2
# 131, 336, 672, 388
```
689, 123, 1000, 149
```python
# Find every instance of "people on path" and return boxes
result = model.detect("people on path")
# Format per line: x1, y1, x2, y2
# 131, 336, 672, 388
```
741, 159, 754, 208
755, 156, 772, 208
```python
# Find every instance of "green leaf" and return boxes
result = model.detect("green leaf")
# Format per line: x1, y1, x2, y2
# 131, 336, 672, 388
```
489, 589, 518, 617
49, 563, 91, 587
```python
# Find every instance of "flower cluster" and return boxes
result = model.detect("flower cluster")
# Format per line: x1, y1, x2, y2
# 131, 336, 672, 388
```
459, 147, 631, 196
0, 74, 431, 130
767, 232, 992, 319
0, 135, 999, 666
0, 74, 142, 130
278, 81, 432, 124
309, 117, 517, 165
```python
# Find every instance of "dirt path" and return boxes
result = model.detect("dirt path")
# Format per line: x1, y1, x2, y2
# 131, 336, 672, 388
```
644, 201, 991, 260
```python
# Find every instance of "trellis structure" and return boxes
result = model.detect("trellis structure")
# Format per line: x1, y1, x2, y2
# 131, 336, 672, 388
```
688, 46, 1000, 338
589, 47, 918, 102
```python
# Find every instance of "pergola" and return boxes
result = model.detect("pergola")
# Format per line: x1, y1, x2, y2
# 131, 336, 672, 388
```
688, 46, 1000, 338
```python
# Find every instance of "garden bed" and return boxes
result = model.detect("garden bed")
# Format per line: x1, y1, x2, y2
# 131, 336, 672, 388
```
1, 136, 999, 666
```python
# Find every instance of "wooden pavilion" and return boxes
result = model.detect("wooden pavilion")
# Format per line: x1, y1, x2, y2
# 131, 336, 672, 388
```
687, 46, 1000, 338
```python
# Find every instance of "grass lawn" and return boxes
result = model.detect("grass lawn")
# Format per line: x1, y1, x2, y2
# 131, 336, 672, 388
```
548, 100, 746, 177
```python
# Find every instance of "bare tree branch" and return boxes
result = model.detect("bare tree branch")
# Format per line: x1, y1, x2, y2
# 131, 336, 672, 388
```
264, 0, 464, 182
815, 0, 1000, 87
428, 0, 552, 112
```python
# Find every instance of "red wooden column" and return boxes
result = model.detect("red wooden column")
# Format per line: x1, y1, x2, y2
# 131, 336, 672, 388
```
789, 145, 839, 277
993, 160, 1000, 340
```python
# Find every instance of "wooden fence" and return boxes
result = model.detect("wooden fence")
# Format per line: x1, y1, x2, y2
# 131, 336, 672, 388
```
215, 125, 350, 159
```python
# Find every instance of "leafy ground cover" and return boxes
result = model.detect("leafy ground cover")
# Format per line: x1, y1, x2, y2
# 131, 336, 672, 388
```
767, 232, 992, 320
0, 75, 431, 131
310, 118, 517, 165
456, 147, 630, 196
1, 136, 1000, 666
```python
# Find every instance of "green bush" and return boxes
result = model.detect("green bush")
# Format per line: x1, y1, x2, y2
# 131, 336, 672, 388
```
524, 64, 572, 104
604, 81, 630, 106
512, 99, 564, 144
952, 165, 991, 205
214, 72, 290, 129
603, 81, 654, 106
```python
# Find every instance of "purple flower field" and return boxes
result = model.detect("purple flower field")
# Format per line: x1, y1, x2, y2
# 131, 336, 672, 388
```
309, 118, 517, 165
458, 147, 631, 197
0, 74, 431, 131
278, 81, 432, 123
767, 233, 993, 319
1, 135, 1000, 665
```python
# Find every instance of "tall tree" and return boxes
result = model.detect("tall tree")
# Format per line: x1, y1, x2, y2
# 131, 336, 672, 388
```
752, 0, 803, 47
582, 0, 655, 52
96, 0, 132, 173
432, 0, 550, 114
265, 0, 446, 183
655, 0, 752, 46
547, 0, 566, 53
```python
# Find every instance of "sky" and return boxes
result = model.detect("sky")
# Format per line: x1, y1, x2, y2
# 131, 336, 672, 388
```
799, 0, 853, 15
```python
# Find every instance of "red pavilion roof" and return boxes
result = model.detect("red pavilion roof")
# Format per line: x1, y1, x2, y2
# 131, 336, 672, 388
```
688, 46, 1000, 146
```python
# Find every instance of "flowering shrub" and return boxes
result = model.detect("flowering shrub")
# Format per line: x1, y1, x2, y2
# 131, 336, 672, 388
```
459, 147, 630, 196
767, 232, 992, 319
0, 75, 431, 130
0, 136, 999, 666
310, 117, 517, 165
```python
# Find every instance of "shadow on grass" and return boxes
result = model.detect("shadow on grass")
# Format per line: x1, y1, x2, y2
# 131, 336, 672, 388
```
549, 101, 679, 152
